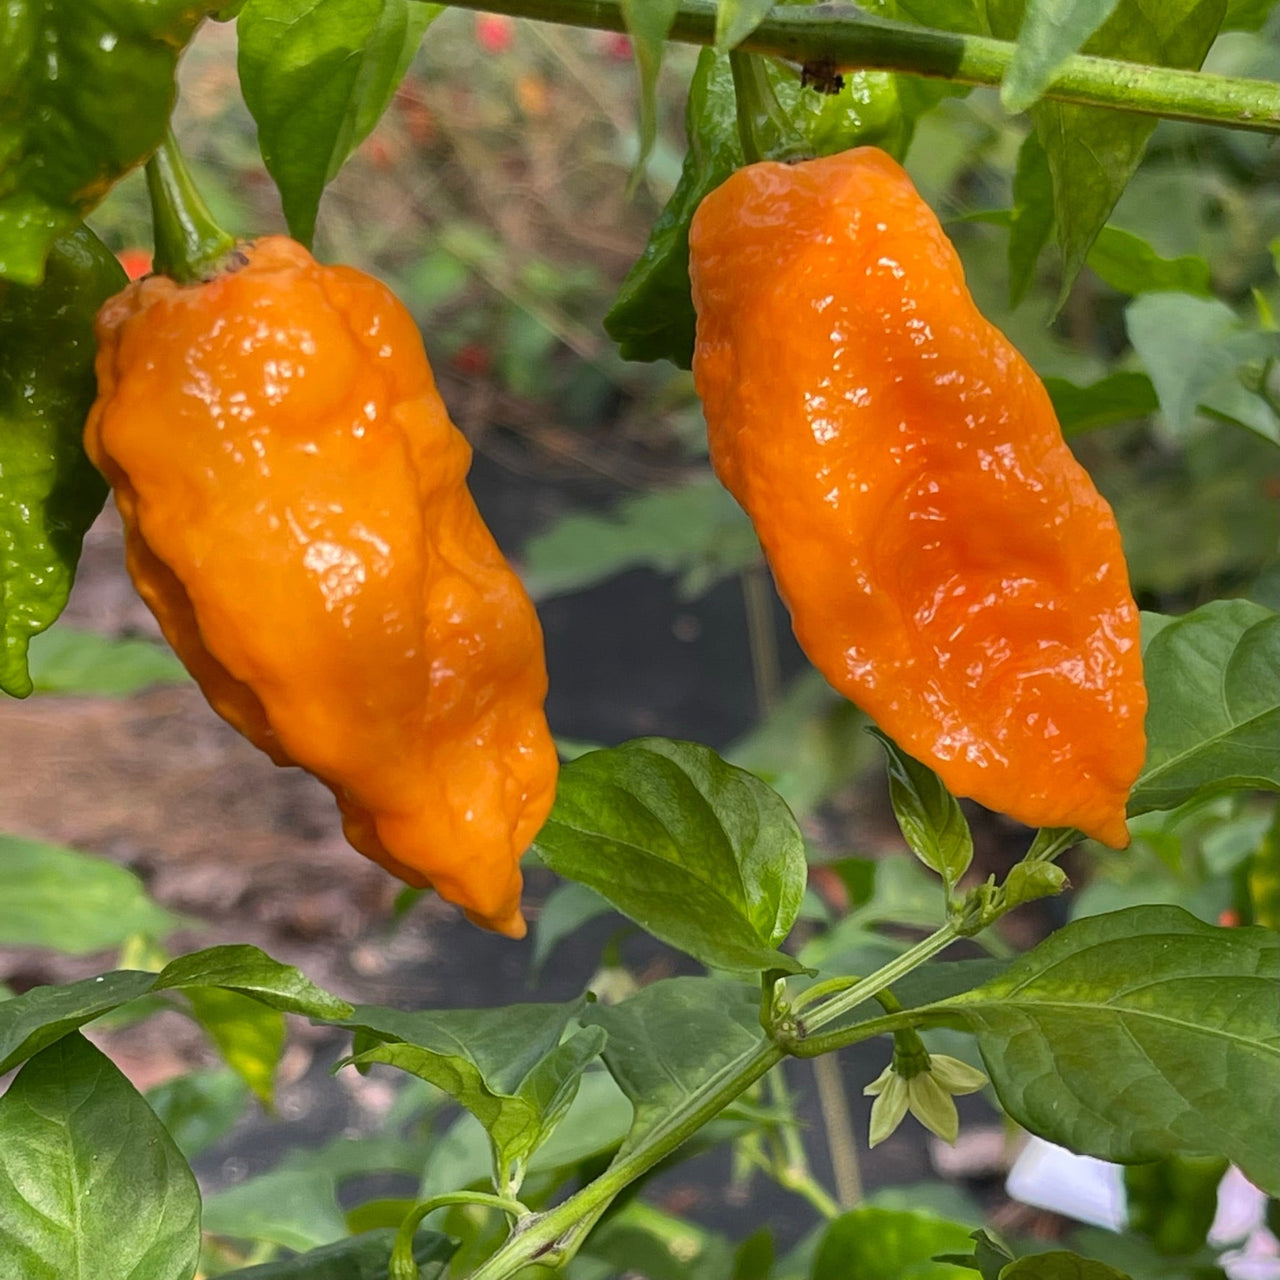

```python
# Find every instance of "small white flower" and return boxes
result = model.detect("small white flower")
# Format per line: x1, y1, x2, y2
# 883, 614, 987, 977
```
864, 1054, 988, 1148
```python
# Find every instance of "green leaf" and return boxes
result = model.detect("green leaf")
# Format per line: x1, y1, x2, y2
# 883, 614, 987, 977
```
0, 970, 157, 1075
619, 0, 681, 179
146, 1068, 250, 1160
237, 0, 439, 246
585, 977, 765, 1157
204, 1169, 349, 1253
715, 0, 776, 48
25, 627, 189, 695
0, 228, 124, 695
186, 986, 286, 1106
733, 1227, 774, 1280
1002, 0, 1124, 113
216, 1229, 456, 1279
417, 1068, 632, 1200
154, 944, 354, 1019
1000, 861, 1068, 907
605, 45, 906, 368
1132, 601, 1279, 814
1223, 0, 1278, 27
0, 948, 349, 1081
204, 1132, 432, 1252
917, 906, 1280, 1193
871, 729, 973, 896
0, 1033, 200, 1280
0, 3, 206, 282
0, 835, 180, 953
1007, 131, 1055, 306
934, 1228, 1015, 1279
1044, 371, 1159, 435
1000, 1253, 1132, 1278
343, 998, 605, 1188
1087, 228, 1212, 297
1126, 292, 1279, 442
533, 738, 808, 973
987, 0, 1227, 303
522, 478, 758, 603
813, 1207, 975, 1279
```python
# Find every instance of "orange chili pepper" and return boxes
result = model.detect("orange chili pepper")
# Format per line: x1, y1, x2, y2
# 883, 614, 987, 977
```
690, 148, 1145, 846
85, 236, 557, 933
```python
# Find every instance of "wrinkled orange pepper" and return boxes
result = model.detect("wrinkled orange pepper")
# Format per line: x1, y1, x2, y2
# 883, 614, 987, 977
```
85, 236, 557, 934
690, 148, 1145, 847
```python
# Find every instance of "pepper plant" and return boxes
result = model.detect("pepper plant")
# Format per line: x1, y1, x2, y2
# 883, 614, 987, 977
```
1, 3, 1278, 1280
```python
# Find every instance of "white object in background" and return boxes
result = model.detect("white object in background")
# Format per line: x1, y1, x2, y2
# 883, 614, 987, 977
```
1005, 1137, 1128, 1230
1210, 1167, 1280, 1280
1007, 1142, 1280, 1280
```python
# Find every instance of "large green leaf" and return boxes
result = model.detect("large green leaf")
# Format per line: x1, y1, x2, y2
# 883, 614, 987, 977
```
987, 0, 1227, 302
522, 478, 758, 603
585, 977, 765, 1157
533, 738, 808, 973
0, 946, 351, 1075
0, 970, 157, 1075
237, 0, 439, 246
1126, 292, 1279, 442
1132, 601, 1279, 814
813, 1207, 974, 1279
154, 944, 354, 1018
0, 1033, 201, 1280
915, 906, 1280, 1193
0, 1, 208, 282
343, 998, 605, 1189
0, 835, 180, 953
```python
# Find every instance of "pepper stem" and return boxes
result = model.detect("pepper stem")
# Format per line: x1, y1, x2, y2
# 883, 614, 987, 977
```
145, 130, 236, 284
728, 50, 809, 165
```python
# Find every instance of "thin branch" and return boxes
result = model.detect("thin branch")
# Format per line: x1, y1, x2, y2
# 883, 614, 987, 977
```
435, 0, 1280, 134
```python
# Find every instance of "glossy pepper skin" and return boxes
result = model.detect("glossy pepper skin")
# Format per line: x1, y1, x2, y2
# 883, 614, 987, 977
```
690, 148, 1145, 847
84, 236, 557, 934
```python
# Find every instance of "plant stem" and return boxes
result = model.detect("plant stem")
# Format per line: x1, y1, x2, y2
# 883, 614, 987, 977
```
435, 0, 1280, 134
392, 1192, 528, 1279
465, 1039, 785, 1279
797, 922, 961, 1038
145, 130, 236, 283
813, 1053, 862, 1207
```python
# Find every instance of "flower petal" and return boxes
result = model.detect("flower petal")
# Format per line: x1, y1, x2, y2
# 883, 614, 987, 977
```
868, 1073, 909, 1147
